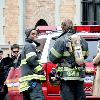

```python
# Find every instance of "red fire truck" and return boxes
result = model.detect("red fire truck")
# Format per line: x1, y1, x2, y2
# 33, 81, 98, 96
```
3, 26, 100, 100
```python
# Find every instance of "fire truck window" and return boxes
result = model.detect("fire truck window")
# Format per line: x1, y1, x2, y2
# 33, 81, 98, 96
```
86, 40, 98, 61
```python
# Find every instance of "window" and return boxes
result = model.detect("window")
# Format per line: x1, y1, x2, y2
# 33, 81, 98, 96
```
86, 39, 98, 61
81, 0, 100, 25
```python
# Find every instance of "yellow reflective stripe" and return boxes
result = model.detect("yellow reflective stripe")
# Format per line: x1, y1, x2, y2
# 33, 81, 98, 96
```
80, 78, 85, 81
57, 66, 84, 72
19, 86, 29, 92
86, 51, 89, 56
19, 74, 46, 82
57, 66, 63, 72
50, 47, 62, 58
19, 81, 29, 92
82, 51, 85, 56
62, 77, 84, 81
59, 67, 79, 71
34, 65, 42, 72
20, 59, 27, 66
63, 51, 70, 56
82, 51, 89, 56
26, 52, 36, 60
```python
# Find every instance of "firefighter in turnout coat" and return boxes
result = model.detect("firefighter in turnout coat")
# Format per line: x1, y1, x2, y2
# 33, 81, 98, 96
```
49, 19, 89, 100
19, 29, 46, 100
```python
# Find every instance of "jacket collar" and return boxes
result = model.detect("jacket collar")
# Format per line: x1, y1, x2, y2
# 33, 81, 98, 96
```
25, 38, 40, 47
25, 38, 33, 43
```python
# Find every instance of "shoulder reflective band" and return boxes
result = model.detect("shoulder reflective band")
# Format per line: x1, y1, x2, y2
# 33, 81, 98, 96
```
26, 52, 37, 60
63, 51, 70, 56
50, 47, 62, 58
20, 59, 27, 66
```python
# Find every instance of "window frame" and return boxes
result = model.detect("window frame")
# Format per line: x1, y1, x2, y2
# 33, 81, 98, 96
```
81, 0, 100, 25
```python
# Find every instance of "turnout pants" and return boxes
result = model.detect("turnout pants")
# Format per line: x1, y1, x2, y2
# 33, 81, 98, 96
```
60, 80, 86, 100
23, 82, 45, 100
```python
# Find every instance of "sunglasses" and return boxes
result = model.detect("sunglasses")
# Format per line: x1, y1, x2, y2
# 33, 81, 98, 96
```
13, 51, 19, 53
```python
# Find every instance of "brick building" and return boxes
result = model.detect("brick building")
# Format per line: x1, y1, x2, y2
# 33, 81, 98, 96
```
0, 0, 100, 49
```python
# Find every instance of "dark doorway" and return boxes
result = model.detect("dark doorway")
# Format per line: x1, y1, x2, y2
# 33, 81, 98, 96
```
35, 19, 48, 29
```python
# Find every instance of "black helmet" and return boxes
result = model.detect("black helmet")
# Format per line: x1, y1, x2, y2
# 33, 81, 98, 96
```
25, 28, 33, 38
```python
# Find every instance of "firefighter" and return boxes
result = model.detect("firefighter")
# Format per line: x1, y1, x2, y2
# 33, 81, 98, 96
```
19, 28, 46, 100
49, 19, 89, 100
